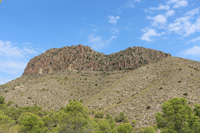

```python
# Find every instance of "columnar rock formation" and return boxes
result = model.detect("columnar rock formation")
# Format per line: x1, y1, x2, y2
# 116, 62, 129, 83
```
23, 44, 171, 75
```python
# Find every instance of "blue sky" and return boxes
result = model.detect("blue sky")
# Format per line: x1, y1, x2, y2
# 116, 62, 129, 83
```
0, 0, 200, 84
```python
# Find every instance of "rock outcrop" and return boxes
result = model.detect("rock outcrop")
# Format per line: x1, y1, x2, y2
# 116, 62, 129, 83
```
23, 44, 171, 75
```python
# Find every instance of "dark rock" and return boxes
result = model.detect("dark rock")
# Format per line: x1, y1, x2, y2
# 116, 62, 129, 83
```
23, 44, 171, 75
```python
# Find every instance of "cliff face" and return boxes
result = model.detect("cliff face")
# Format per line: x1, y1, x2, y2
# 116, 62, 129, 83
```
23, 44, 171, 75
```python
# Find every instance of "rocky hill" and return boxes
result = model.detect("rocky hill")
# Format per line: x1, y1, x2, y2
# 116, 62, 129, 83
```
23, 44, 171, 75
1, 45, 200, 129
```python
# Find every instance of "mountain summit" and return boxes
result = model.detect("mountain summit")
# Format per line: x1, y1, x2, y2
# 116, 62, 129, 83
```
23, 44, 171, 75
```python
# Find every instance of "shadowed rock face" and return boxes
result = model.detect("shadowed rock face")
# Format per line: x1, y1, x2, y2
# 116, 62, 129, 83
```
23, 44, 171, 75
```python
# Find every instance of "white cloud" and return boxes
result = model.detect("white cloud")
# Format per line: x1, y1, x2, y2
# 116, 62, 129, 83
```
148, 10, 174, 28
23, 47, 37, 54
142, 0, 200, 43
108, 16, 120, 24
186, 7, 200, 16
183, 46, 200, 56
0, 40, 23, 57
165, 10, 175, 17
151, 15, 167, 26
168, 16, 190, 32
190, 36, 200, 42
87, 35, 117, 50
117, 0, 142, 13
150, 4, 170, 10
0, 40, 37, 84
167, 0, 188, 8
168, 17, 200, 36
141, 28, 163, 41
168, 0, 188, 8
0, 40, 37, 58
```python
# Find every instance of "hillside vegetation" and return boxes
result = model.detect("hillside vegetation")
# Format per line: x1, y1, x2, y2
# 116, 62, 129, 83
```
0, 45, 200, 128
1, 56, 200, 128
0, 96, 200, 133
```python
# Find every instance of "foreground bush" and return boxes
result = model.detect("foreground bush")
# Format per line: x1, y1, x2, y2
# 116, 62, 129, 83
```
19, 113, 44, 132
117, 123, 133, 133
1, 96, 200, 132
156, 97, 200, 133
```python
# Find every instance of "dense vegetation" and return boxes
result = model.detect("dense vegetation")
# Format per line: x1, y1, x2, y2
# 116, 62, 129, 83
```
0, 96, 200, 132
156, 97, 200, 132
0, 96, 137, 133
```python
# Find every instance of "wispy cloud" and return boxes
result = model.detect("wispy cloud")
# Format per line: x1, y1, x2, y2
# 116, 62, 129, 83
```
0, 40, 24, 57
108, 16, 120, 24
150, 4, 170, 10
147, 10, 175, 29
167, 0, 188, 8
179, 45, 200, 61
190, 36, 200, 42
165, 10, 175, 17
122, 0, 135, 8
23, 47, 37, 54
186, 7, 200, 16
183, 46, 200, 56
142, 0, 200, 42
121, 0, 142, 9
141, 27, 163, 41
168, 17, 200, 36
0, 40, 37, 58
147, 10, 175, 28
0, 40, 37, 84
87, 35, 117, 50
150, 15, 167, 27
149, 0, 188, 12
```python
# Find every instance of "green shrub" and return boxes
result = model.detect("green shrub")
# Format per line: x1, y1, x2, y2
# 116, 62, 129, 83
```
132, 120, 136, 125
117, 101, 121, 104
156, 97, 200, 132
183, 93, 188, 96
0, 96, 5, 104
117, 123, 133, 133
19, 113, 44, 132
115, 112, 128, 123
97, 120, 112, 133
95, 112, 104, 118
7, 101, 12, 106
140, 126, 156, 133
0, 111, 15, 132
146, 105, 151, 109
106, 114, 112, 119
64, 76, 68, 80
